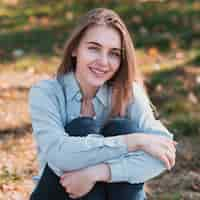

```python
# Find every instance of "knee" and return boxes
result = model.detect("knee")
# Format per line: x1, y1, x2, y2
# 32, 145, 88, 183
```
100, 117, 137, 137
64, 116, 100, 137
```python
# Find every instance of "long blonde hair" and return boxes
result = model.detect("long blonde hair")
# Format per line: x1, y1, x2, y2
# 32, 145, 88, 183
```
56, 8, 144, 117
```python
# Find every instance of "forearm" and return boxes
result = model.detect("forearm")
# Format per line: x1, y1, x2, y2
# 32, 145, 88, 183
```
104, 131, 174, 183
46, 133, 144, 173
46, 134, 130, 173
106, 151, 166, 184
55, 132, 172, 182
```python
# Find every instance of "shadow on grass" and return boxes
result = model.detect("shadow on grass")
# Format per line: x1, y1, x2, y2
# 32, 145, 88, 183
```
0, 24, 71, 62
0, 0, 200, 62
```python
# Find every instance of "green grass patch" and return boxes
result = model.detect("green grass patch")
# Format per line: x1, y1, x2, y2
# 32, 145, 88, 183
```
162, 100, 193, 116
170, 115, 200, 136
157, 192, 182, 200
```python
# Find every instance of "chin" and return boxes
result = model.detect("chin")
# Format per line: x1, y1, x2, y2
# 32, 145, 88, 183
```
88, 78, 106, 88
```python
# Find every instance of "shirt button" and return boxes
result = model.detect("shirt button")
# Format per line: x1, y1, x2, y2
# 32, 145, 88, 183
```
75, 92, 82, 102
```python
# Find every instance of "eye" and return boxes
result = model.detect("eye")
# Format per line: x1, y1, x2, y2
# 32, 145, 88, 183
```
110, 52, 120, 58
88, 46, 99, 51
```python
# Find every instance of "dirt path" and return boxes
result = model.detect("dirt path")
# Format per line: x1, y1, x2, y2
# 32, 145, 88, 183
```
0, 71, 199, 200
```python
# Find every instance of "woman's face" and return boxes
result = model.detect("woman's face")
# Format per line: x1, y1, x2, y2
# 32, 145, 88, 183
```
73, 25, 122, 92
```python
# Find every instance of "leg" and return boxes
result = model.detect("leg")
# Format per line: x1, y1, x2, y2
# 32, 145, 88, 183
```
30, 116, 106, 200
100, 117, 146, 200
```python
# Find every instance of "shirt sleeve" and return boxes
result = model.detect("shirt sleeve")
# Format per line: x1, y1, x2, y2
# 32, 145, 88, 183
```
105, 82, 173, 183
28, 80, 128, 175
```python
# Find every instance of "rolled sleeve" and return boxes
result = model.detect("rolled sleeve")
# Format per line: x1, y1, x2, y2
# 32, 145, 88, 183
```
107, 151, 166, 184
107, 157, 129, 182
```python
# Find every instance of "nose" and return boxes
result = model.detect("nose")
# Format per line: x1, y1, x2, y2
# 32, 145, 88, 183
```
100, 52, 109, 66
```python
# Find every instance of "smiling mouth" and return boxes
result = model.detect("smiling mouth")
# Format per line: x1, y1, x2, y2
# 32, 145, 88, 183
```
89, 66, 108, 76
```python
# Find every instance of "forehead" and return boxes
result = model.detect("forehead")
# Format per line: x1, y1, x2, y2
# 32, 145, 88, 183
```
81, 25, 121, 49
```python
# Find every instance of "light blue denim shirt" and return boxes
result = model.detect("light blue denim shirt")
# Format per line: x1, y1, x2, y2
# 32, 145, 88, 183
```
28, 71, 173, 184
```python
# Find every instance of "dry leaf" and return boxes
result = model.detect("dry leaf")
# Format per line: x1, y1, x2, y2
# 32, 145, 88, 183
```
148, 47, 159, 58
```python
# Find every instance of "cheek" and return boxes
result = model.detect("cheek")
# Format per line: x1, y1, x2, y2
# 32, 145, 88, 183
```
81, 50, 99, 63
109, 54, 121, 65
110, 59, 121, 73
76, 49, 92, 66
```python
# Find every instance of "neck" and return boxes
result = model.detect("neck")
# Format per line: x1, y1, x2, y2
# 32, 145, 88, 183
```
75, 73, 98, 99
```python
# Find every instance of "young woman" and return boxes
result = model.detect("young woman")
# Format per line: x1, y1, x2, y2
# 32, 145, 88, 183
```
29, 8, 176, 200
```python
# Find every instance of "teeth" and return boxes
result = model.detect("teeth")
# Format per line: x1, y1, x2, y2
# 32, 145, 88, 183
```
90, 68, 105, 75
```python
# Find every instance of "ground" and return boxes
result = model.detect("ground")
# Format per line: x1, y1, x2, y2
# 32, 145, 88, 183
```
0, 49, 199, 200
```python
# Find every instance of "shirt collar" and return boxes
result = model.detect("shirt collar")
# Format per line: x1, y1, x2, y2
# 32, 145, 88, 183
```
95, 83, 108, 107
63, 71, 108, 107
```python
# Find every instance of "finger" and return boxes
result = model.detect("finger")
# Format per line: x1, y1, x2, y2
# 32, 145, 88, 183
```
167, 143, 177, 158
160, 154, 171, 170
60, 179, 69, 190
59, 177, 67, 186
59, 178, 64, 186
170, 150, 176, 168
164, 138, 177, 148
160, 138, 171, 148
65, 187, 72, 194
171, 155, 175, 168
165, 150, 175, 169
61, 173, 69, 180
169, 143, 176, 154
162, 137, 174, 144
173, 141, 178, 145
164, 142, 176, 154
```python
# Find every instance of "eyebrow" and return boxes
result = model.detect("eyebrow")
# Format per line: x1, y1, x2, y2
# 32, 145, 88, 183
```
86, 41, 121, 52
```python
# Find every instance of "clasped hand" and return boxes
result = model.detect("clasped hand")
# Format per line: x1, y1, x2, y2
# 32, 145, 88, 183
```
134, 134, 177, 170
59, 166, 97, 199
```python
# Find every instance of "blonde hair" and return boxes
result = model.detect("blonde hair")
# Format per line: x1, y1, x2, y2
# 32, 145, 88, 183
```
56, 8, 144, 117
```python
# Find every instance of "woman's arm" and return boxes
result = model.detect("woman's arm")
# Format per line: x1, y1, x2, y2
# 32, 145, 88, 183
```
87, 134, 175, 184
100, 82, 176, 183
105, 134, 175, 184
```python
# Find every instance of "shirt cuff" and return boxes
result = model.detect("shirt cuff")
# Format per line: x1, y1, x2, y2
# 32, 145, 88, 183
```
106, 159, 129, 183
85, 134, 128, 152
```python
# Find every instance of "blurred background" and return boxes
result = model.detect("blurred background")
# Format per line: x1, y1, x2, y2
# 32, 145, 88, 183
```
0, 0, 199, 199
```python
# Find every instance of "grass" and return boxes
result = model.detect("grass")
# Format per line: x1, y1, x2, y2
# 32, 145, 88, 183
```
0, 0, 199, 61
147, 48, 200, 137
170, 115, 200, 136
157, 192, 182, 200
